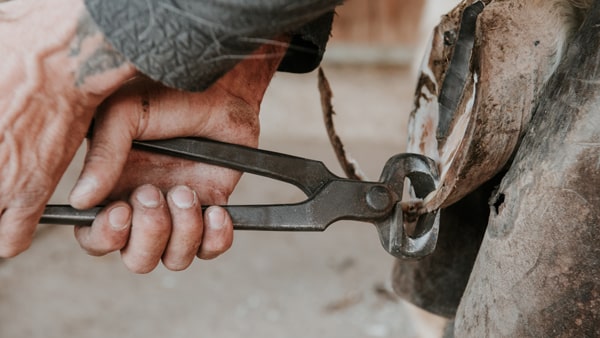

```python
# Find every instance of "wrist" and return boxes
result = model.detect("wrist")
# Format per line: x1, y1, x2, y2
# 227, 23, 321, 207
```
215, 35, 290, 109
68, 0, 137, 105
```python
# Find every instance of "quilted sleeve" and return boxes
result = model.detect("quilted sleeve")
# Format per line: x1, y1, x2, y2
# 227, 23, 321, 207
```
84, 0, 341, 91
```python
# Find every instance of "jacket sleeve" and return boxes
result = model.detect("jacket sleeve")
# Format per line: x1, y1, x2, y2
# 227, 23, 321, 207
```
84, 0, 342, 91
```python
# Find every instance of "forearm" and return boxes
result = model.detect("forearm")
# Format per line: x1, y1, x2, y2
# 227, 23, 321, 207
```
1, 0, 136, 106
84, 0, 342, 91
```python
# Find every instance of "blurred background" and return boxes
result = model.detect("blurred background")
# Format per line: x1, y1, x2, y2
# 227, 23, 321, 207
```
0, 1, 459, 337
329, 0, 424, 66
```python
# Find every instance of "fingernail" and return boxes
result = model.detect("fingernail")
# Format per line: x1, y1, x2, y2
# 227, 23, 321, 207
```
207, 207, 226, 230
136, 185, 161, 208
171, 186, 196, 209
109, 206, 130, 231
70, 177, 98, 201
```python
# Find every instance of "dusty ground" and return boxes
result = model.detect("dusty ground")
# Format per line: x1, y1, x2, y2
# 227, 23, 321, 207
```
0, 66, 447, 338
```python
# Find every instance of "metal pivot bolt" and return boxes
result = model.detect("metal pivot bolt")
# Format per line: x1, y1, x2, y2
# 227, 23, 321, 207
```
366, 185, 393, 212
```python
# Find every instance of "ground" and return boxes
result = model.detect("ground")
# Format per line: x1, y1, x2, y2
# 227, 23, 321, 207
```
0, 66, 447, 338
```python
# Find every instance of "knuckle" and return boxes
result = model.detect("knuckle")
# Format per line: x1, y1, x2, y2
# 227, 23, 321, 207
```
101, 229, 130, 251
85, 141, 117, 164
79, 224, 129, 257
0, 212, 38, 258
140, 220, 171, 239
0, 241, 30, 258
80, 240, 122, 257
197, 250, 220, 260
80, 247, 105, 257
170, 214, 202, 235
207, 187, 231, 205
125, 260, 156, 274
122, 249, 161, 274
198, 240, 231, 260
220, 239, 233, 254
162, 258, 191, 272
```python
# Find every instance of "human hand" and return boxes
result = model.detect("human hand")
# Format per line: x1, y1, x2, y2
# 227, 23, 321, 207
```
69, 41, 287, 273
0, 0, 136, 257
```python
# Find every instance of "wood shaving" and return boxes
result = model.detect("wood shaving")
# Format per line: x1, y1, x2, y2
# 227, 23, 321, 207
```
318, 67, 367, 181
323, 292, 363, 313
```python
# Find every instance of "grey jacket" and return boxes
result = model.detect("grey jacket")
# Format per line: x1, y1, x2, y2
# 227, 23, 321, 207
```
85, 0, 342, 91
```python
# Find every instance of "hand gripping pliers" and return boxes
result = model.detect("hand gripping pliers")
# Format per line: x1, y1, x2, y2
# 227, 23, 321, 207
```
42, 138, 440, 259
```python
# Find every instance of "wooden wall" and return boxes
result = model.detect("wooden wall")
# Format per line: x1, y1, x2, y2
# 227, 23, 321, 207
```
330, 0, 425, 47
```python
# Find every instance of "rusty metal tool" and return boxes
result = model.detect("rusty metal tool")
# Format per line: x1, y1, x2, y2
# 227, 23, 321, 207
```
42, 137, 439, 259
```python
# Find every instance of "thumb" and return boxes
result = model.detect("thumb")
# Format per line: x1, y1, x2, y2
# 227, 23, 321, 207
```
69, 98, 139, 209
